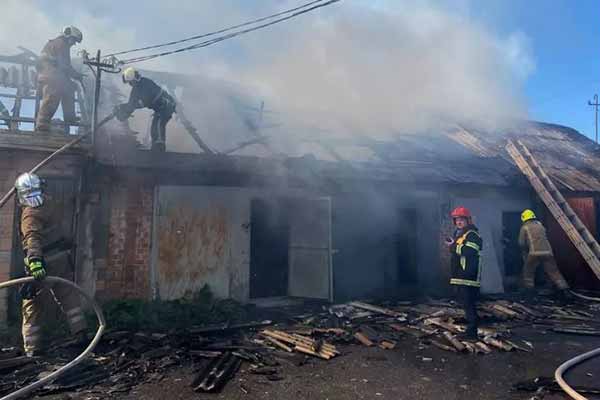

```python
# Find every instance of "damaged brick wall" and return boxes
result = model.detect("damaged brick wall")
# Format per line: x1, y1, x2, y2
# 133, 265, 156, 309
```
95, 175, 154, 300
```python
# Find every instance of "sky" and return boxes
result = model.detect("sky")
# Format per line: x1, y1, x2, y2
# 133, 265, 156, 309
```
470, 0, 600, 141
0, 0, 598, 143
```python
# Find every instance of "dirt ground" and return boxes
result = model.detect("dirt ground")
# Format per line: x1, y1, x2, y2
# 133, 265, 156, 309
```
59, 326, 600, 400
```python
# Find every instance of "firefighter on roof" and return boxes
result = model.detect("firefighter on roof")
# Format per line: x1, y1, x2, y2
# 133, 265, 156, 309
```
114, 67, 176, 152
36, 26, 84, 132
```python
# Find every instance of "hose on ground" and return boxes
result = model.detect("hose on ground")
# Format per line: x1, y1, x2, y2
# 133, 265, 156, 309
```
555, 347, 600, 400
0, 276, 106, 400
570, 290, 600, 302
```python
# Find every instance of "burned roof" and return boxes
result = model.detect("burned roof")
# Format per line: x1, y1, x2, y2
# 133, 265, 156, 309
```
95, 119, 600, 192
93, 70, 600, 192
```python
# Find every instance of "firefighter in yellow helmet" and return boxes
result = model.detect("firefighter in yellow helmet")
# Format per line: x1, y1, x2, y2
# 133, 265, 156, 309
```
36, 26, 84, 131
15, 173, 87, 357
518, 209, 571, 300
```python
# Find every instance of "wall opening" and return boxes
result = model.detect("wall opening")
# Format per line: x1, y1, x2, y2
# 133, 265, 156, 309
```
502, 211, 523, 291
396, 208, 418, 290
249, 198, 290, 298
249, 196, 332, 301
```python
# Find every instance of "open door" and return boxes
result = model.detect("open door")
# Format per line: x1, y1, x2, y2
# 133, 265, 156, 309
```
287, 197, 332, 301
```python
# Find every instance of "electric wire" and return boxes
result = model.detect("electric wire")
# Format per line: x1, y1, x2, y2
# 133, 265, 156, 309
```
119, 0, 341, 64
106, 0, 326, 57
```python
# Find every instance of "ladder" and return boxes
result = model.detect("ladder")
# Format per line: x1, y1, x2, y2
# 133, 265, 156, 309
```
506, 139, 600, 280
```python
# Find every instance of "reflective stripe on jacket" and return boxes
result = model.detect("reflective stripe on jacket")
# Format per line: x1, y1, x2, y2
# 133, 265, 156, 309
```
449, 226, 482, 288
518, 219, 553, 256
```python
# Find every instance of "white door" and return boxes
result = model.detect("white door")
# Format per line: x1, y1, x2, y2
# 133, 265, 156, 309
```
287, 197, 333, 301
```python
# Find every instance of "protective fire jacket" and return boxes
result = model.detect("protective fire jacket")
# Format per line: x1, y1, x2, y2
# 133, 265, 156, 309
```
449, 225, 482, 288
121, 77, 175, 117
518, 219, 553, 257
20, 196, 71, 261
37, 36, 78, 83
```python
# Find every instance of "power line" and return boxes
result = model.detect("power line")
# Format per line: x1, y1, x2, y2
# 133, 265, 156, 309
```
119, 0, 341, 65
106, 0, 327, 57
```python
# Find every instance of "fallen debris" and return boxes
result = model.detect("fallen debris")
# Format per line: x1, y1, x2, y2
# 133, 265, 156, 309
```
191, 352, 242, 393
261, 330, 339, 360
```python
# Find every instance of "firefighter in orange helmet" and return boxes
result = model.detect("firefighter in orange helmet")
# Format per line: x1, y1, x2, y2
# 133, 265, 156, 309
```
446, 206, 482, 340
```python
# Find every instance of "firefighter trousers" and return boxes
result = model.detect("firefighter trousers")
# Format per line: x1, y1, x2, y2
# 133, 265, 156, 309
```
150, 110, 173, 151
458, 285, 479, 336
522, 254, 569, 290
36, 78, 76, 131
21, 251, 86, 352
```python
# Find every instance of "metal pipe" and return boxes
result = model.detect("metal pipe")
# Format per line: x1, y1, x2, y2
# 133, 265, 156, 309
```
0, 276, 106, 400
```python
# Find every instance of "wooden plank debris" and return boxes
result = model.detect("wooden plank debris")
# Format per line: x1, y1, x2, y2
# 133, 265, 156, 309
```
349, 301, 408, 320
354, 332, 374, 347
442, 332, 466, 352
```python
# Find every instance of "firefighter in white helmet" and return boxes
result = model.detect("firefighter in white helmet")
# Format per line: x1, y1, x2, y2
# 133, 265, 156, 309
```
15, 173, 87, 357
36, 26, 84, 131
114, 67, 176, 152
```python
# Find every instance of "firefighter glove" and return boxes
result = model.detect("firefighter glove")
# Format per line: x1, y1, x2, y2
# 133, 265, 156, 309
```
26, 258, 46, 281
114, 104, 130, 121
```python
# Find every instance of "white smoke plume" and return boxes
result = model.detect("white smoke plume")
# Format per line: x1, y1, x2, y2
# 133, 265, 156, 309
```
0, 0, 535, 155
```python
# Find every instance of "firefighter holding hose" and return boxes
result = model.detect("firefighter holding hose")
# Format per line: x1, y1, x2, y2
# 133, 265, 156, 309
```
15, 173, 87, 357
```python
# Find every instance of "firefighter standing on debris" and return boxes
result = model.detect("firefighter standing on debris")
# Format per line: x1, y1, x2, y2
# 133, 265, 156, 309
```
36, 26, 84, 132
16, 173, 87, 357
114, 67, 176, 152
446, 206, 482, 340
518, 209, 572, 300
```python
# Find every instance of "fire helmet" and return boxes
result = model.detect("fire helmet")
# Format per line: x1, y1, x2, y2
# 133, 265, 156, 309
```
451, 206, 471, 221
122, 67, 141, 84
521, 209, 536, 223
15, 173, 44, 208
62, 26, 83, 43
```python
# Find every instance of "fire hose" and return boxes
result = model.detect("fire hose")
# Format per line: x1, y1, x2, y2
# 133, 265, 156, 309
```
0, 276, 106, 400
0, 112, 114, 399
554, 290, 600, 399
0, 111, 116, 209
555, 347, 600, 400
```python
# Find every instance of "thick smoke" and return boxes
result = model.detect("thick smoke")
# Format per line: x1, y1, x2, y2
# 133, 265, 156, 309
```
1, 0, 535, 155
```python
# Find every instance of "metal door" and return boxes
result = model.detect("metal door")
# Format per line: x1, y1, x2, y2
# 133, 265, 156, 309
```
153, 186, 231, 300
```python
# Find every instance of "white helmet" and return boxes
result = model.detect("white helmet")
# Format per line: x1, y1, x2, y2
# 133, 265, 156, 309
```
62, 26, 83, 43
15, 173, 44, 208
122, 67, 141, 84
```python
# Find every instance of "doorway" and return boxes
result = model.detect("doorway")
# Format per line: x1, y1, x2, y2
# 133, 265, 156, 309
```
397, 208, 419, 290
249, 198, 290, 298
502, 211, 523, 290
249, 196, 333, 301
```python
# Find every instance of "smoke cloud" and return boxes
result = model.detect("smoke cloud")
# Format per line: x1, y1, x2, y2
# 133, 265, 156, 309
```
0, 0, 535, 155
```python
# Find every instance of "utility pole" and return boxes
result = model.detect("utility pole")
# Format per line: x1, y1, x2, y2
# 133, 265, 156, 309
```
589, 94, 599, 143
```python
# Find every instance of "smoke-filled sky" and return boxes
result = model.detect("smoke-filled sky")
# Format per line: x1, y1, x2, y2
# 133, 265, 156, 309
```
1, 0, 598, 146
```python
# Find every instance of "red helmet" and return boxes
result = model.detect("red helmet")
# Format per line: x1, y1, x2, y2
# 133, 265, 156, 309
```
451, 206, 471, 219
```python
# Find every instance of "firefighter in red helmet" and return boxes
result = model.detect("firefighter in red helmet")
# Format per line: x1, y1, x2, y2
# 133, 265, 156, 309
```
446, 206, 482, 340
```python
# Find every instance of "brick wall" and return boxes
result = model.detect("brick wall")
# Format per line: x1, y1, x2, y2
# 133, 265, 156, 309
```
95, 176, 154, 300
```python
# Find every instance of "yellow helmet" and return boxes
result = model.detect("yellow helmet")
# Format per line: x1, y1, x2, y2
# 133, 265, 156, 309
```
521, 209, 536, 222
122, 67, 141, 84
